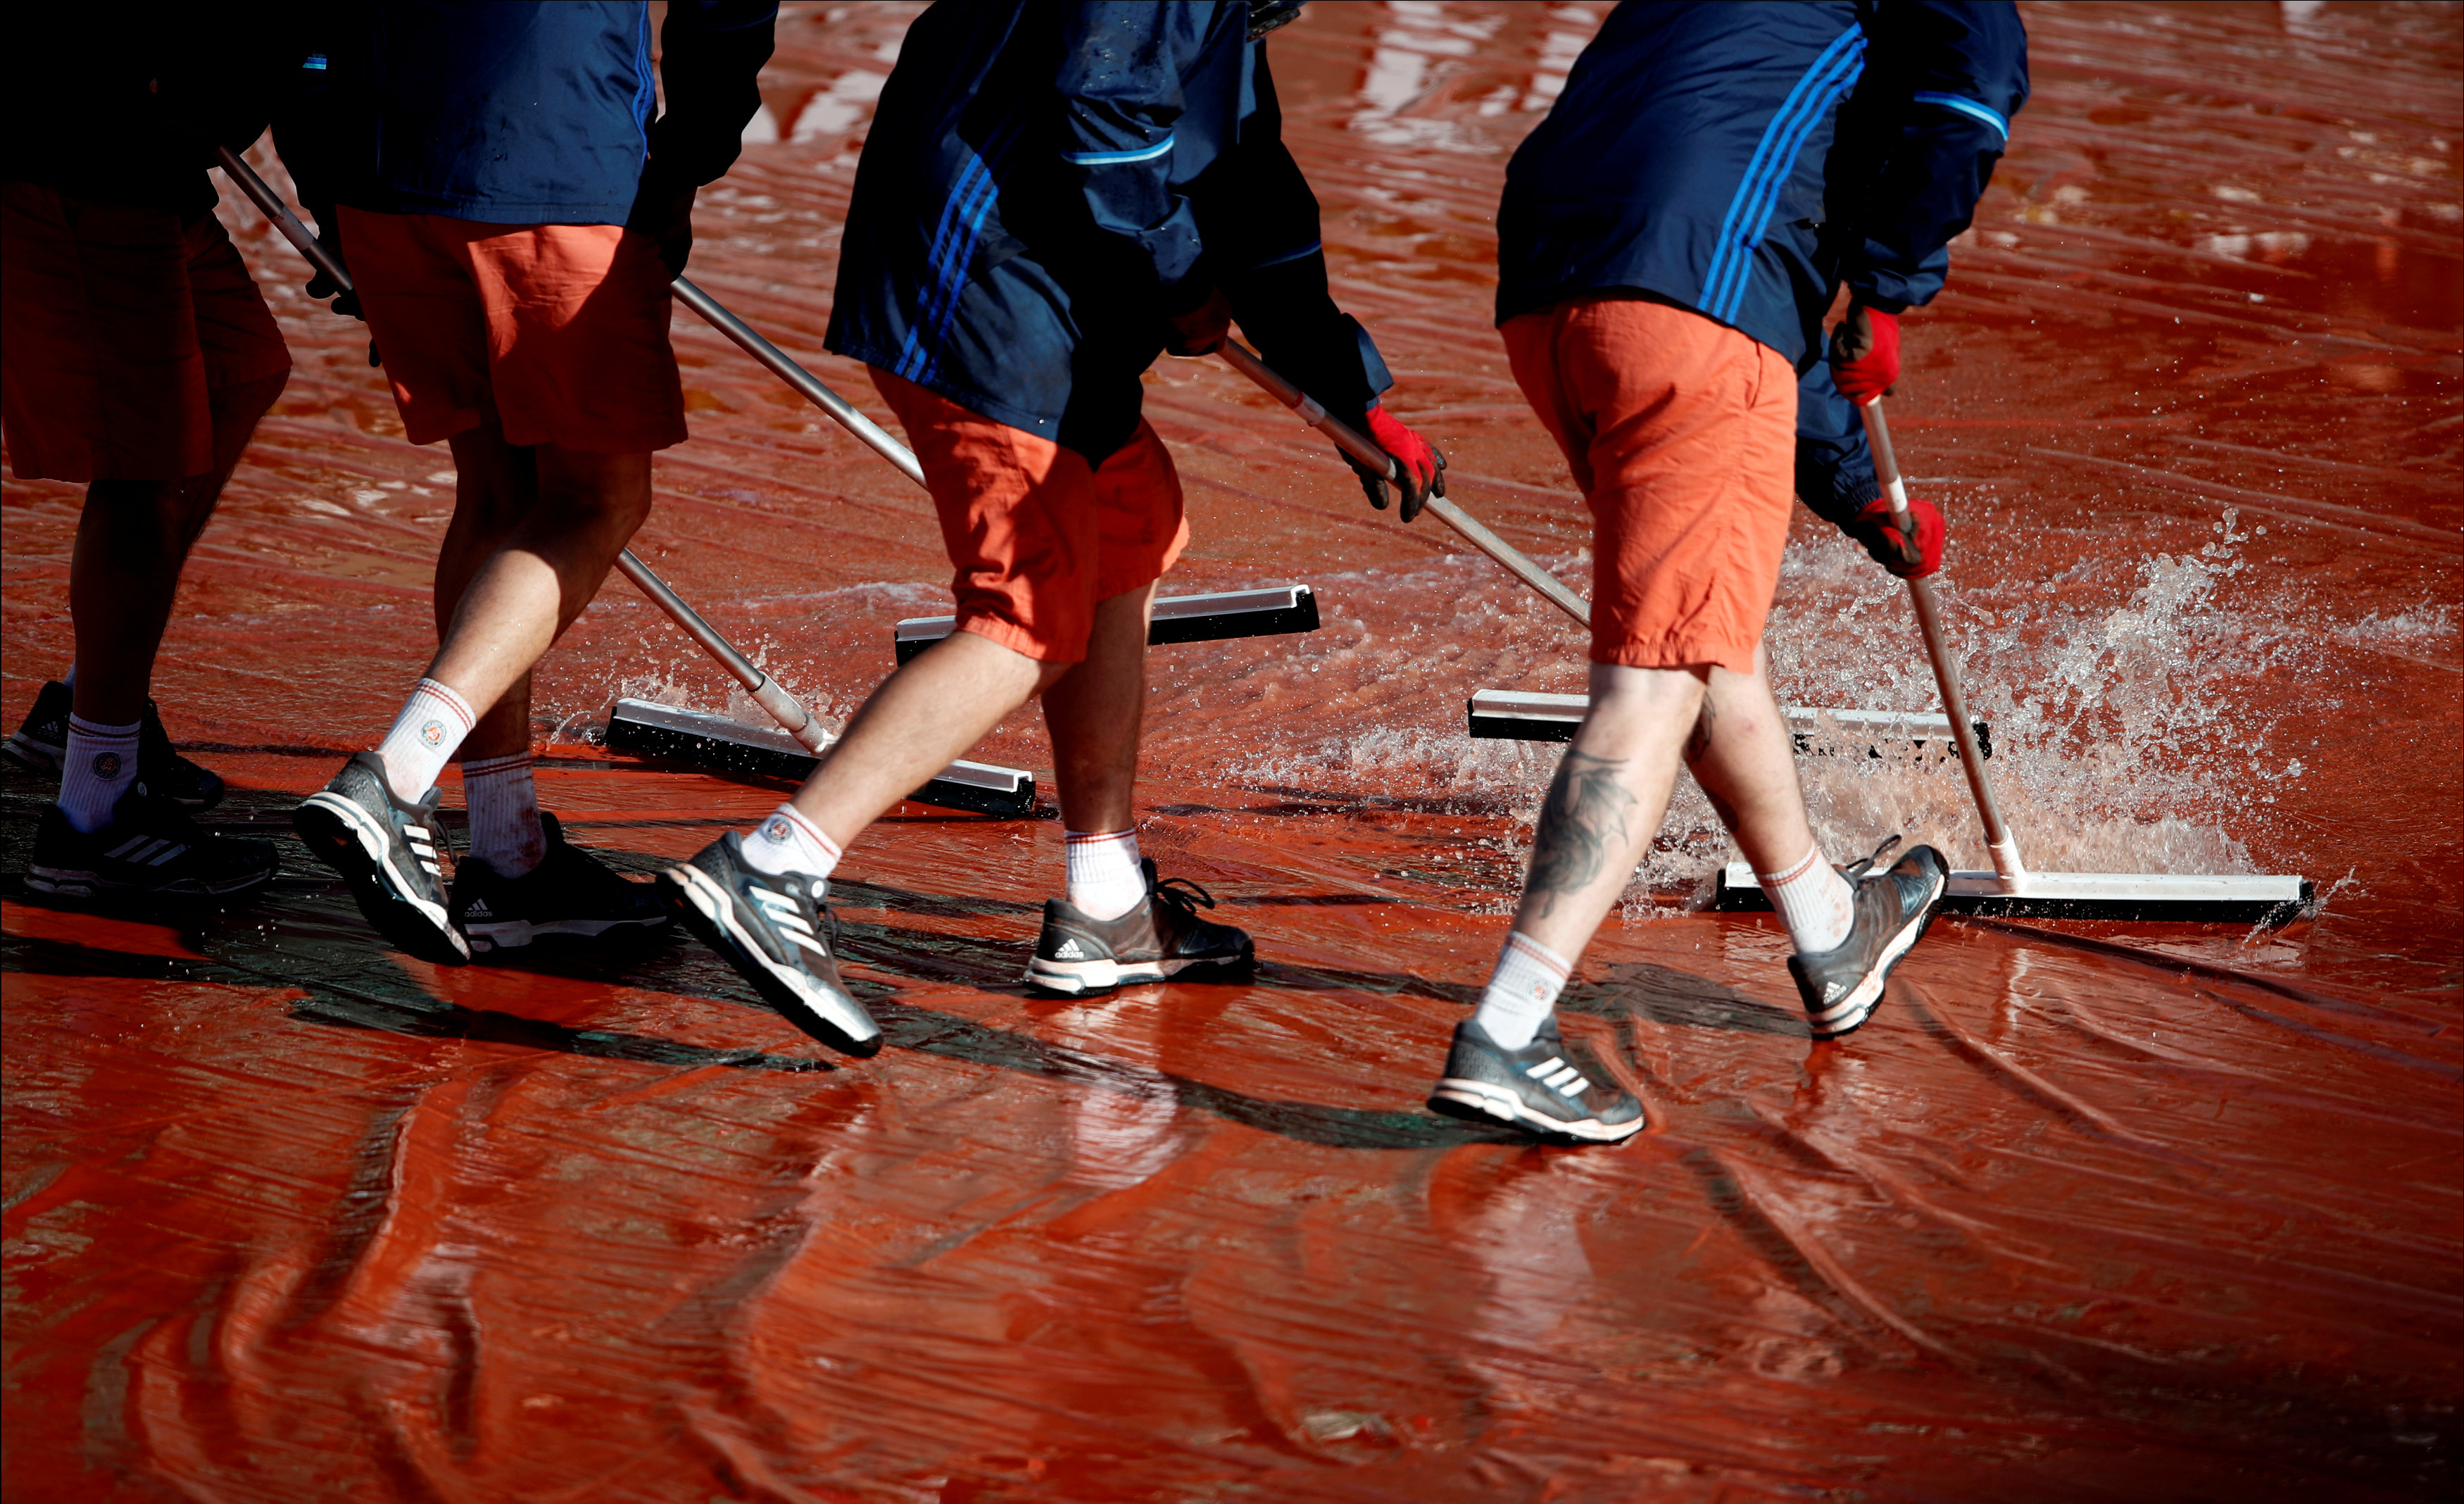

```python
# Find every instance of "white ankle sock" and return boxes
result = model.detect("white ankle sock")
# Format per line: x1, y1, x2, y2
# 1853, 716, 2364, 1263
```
1065, 829, 1146, 920
464, 752, 546, 878
376, 678, 476, 803
740, 803, 841, 880
1471, 931, 1572, 1051
58, 714, 141, 833
1759, 841, 1856, 954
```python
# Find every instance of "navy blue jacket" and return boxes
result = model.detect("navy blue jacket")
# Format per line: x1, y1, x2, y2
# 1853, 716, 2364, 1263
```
288, 1, 774, 226
826, 0, 1391, 464
1497, 1, 2026, 523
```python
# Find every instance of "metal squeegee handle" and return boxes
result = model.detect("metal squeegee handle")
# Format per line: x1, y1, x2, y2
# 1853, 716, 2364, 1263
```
1214, 340, 1592, 628
213, 146, 834, 756
1859, 399, 2025, 882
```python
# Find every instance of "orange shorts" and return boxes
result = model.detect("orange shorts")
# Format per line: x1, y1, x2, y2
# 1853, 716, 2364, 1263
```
339, 208, 686, 453
1, 184, 291, 482
872, 370, 1190, 664
1501, 295, 1796, 675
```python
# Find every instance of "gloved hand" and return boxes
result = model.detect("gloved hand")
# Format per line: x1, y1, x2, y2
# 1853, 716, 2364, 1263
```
300, 210, 361, 320
1347, 405, 1446, 522
1163, 287, 1232, 357
1844, 494, 1944, 578
1828, 301, 1900, 406
627, 183, 698, 278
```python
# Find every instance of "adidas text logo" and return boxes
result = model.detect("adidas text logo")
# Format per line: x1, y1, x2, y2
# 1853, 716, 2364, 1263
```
465, 899, 491, 917
1053, 937, 1086, 960
1823, 982, 1845, 1003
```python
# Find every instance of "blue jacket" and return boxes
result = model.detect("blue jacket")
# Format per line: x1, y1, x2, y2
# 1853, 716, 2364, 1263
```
826, 0, 1391, 465
1497, 1, 2026, 523
288, 1, 774, 226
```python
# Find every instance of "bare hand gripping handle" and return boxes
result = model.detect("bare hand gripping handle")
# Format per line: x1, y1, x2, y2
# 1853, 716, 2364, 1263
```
1214, 340, 1592, 629
214, 146, 836, 755
1858, 398, 2025, 882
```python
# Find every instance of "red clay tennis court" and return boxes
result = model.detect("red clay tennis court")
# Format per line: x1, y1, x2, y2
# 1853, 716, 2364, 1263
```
5, 4, 2457, 1499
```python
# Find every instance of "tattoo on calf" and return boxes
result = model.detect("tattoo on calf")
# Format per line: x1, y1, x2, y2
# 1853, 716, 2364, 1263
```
1526, 749, 1639, 918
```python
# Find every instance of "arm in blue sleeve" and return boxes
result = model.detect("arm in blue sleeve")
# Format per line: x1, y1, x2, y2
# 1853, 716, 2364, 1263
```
1055, 1, 1224, 309
1200, 55, 1390, 420
1797, 359, 1879, 527
1843, 0, 2029, 311
643, 0, 779, 198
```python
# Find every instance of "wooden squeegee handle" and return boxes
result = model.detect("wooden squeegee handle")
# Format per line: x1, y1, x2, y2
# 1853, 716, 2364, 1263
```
213, 146, 833, 756
1216, 340, 1592, 628
1859, 399, 2025, 882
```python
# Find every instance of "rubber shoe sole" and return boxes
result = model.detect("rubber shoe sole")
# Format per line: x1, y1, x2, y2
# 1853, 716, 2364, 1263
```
658, 863, 881, 1058
462, 914, 668, 953
25, 860, 272, 901
1023, 951, 1244, 996
294, 791, 470, 965
1426, 1080, 1645, 1144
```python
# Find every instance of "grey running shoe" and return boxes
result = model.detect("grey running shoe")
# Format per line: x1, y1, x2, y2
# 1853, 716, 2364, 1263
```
451, 812, 670, 953
1427, 1016, 1645, 1144
658, 832, 881, 1057
1787, 837, 1949, 1040
5, 682, 225, 810
1024, 859, 1254, 996
294, 751, 470, 965
27, 788, 275, 901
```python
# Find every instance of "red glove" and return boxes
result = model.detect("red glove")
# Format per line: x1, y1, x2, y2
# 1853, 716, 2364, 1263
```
1163, 287, 1232, 356
1829, 303, 1900, 405
1350, 405, 1447, 522
1847, 495, 1944, 578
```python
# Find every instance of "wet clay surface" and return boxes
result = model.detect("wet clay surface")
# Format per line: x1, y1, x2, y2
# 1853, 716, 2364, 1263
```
5, 4, 2458, 1500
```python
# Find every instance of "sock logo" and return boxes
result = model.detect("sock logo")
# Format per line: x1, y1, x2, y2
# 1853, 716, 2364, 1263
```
92, 752, 122, 779
760, 814, 793, 845
420, 720, 446, 748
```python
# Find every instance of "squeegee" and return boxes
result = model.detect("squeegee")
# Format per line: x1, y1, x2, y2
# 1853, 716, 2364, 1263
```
1710, 399, 2309, 924
215, 148, 1035, 817
1466, 689, 1992, 760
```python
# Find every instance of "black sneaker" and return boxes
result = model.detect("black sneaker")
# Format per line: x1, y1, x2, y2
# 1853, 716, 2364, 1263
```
293, 751, 469, 965
3, 683, 225, 810
26, 787, 276, 901
1787, 837, 1949, 1041
1427, 1016, 1645, 1144
1024, 859, 1255, 996
657, 832, 881, 1057
451, 812, 670, 953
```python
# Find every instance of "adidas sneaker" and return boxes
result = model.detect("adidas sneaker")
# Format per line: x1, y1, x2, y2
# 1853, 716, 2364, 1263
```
1787, 838, 1949, 1040
657, 833, 881, 1056
292, 751, 469, 965
26, 787, 275, 901
450, 812, 669, 953
1024, 859, 1254, 996
1427, 1016, 1644, 1144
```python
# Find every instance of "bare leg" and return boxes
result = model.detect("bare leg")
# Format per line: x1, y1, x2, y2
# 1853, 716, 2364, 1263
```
1040, 582, 1159, 832
1680, 640, 1818, 874
421, 441, 652, 727
432, 425, 541, 761
1507, 661, 1706, 959
68, 372, 286, 727
785, 631, 1067, 846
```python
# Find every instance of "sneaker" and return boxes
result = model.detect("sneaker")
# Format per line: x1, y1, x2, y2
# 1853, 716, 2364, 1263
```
1024, 859, 1255, 996
1426, 1016, 1645, 1144
1787, 837, 1949, 1040
292, 751, 469, 965
3, 682, 225, 810
656, 833, 881, 1057
451, 812, 670, 953
26, 787, 276, 901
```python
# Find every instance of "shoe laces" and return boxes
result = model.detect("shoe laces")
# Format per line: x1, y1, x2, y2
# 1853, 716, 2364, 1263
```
1152, 875, 1217, 919
1842, 834, 1902, 882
